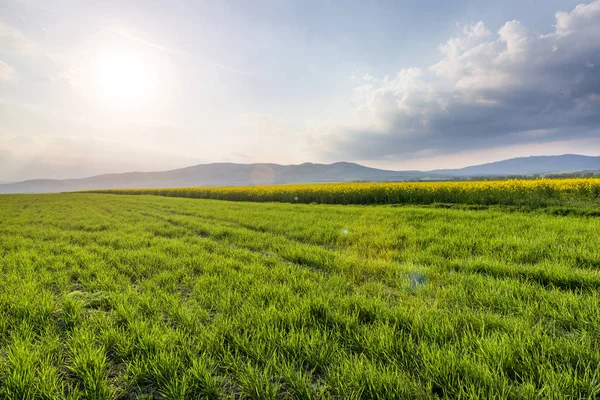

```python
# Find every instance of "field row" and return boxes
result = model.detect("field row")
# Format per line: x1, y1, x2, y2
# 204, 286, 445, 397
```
84, 178, 600, 207
0, 194, 599, 398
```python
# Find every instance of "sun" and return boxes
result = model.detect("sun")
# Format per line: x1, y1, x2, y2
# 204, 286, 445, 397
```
93, 49, 156, 110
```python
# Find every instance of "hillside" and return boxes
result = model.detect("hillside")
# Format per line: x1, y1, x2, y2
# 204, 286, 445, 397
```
0, 162, 429, 194
434, 154, 600, 176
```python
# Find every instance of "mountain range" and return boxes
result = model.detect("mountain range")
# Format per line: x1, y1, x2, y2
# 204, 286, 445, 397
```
1, 154, 599, 194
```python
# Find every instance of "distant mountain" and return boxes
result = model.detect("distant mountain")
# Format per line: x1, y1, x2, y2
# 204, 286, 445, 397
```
0, 162, 430, 194
433, 154, 600, 176
1, 154, 599, 194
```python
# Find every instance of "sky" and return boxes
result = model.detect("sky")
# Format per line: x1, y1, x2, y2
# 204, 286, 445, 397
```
1, 0, 600, 181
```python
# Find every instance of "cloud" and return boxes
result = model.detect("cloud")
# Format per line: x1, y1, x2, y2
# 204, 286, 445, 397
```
0, 60, 15, 80
0, 134, 202, 182
0, 23, 36, 53
107, 27, 254, 77
53, 67, 84, 87
107, 28, 173, 53
233, 112, 307, 162
318, 1, 600, 161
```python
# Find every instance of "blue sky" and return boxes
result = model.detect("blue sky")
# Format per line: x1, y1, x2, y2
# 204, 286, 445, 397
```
1, 0, 599, 181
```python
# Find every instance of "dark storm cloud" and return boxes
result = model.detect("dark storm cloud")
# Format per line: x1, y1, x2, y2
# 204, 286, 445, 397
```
320, 1, 600, 160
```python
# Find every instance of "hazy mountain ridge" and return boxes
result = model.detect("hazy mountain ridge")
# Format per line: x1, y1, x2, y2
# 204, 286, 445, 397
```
433, 155, 600, 176
1, 155, 599, 194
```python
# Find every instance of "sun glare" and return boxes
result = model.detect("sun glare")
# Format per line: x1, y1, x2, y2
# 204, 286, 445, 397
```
93, 49, 156, 110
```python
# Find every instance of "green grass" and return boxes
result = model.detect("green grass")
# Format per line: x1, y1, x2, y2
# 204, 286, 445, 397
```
0, 193, 599, 398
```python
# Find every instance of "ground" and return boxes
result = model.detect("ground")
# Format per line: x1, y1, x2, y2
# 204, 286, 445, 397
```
0, 193, 599, 398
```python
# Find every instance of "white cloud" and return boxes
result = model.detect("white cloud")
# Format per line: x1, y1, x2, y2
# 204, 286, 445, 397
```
0, 60, 15, 80
0, 23, 36, 53
0, 133, 202, 181
233, 112, 308, 163
555, 1, 600, 37
54, 67, 84, 87
319, 1, 600, 161
107, 27, 254, 77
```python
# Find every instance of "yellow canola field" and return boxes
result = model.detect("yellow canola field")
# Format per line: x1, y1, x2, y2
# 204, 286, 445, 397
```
87, 178, 600, 206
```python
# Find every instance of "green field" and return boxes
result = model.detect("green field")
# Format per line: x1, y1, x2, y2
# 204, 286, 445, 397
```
1, 193, 599, 398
